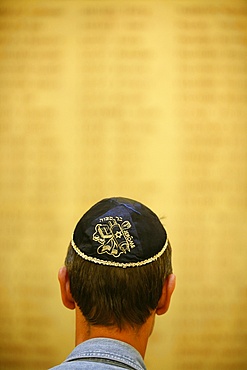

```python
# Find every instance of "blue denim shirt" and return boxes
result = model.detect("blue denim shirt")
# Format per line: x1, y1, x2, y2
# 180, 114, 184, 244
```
49, 338, 147, 370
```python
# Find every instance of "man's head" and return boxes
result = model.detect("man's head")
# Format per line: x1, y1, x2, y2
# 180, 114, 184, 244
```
59, 197, 175, 331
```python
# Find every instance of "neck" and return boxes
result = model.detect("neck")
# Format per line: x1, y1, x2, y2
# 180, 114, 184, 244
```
74, 306, 155, 358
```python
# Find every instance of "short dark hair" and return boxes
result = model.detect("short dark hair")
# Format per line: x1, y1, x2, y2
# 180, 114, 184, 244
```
65, 240, 173, 330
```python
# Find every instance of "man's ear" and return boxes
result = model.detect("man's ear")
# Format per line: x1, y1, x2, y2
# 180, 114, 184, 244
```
156, 273, 176, 316
58, 266, 75, 310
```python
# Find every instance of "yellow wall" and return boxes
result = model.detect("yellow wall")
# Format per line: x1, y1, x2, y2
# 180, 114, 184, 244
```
0, 1, 246, 369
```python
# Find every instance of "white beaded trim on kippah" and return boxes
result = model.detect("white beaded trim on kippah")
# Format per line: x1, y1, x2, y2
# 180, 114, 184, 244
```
71, 236, 169, 268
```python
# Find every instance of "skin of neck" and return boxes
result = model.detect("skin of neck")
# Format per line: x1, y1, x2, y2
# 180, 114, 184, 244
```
74, 305, 156, 358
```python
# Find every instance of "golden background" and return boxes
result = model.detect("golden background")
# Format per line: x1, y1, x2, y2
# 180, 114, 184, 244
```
0, 1, 246, 369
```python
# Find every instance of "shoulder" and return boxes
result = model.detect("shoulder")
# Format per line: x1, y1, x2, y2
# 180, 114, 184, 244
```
49, 361, 111, 369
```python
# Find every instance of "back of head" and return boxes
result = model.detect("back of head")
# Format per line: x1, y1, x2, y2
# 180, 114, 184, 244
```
65, 197, 173, 330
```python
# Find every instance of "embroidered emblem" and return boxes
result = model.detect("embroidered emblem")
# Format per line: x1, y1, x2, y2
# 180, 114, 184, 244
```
93, 217, 136, 257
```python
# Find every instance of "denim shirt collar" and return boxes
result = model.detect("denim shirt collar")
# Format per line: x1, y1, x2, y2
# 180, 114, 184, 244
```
65, 337, 147, 370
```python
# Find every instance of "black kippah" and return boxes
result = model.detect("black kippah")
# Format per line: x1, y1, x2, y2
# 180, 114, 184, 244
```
71, 197, 168, 268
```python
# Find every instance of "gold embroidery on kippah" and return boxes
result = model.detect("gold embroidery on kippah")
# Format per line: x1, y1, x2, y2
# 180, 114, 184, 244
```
93, 217, 136, 258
